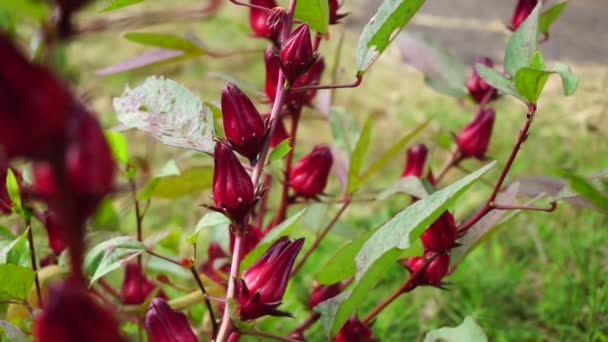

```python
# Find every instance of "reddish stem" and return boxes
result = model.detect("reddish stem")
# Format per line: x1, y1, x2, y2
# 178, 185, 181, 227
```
492, 201, 557, 212
289, 75, 362, 93
189, 265, 218, 337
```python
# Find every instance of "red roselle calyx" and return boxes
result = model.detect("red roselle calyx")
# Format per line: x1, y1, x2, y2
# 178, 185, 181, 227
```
221, 83, 266, 161
144, 298, 197, 342
290, 145, 333, 198
405, 251, 450, 287
34, 280, 124, 342
456, 108, 496, 159
121, 261, 164, 305
249, 0, 281, 42
237, 237, 305, 320
43, 210, 66, 256
200, 242, 230, 284
333, 317, 376, 342
264, 46, 281, 101
212, 141, 255, 224
329, 0, 348, 25
309, 281, 342, 309
420, 211, 458, 252
510, 0, 538, 31
466, 56, 498, 104
279, 24, 316, 84
401, 143, 429, 178
0, 163, 13, 214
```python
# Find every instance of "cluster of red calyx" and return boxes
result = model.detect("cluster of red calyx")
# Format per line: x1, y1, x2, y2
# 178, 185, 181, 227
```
144, 298, 197, 342
308, 281, 342, 309
0, 162, 14, 214
510, 0, 538, 31
290, 145, 334, 199
333, 317, 377, 342
0, 34, 121, 341
466, 56, 499, 104
456, 108, 496, 160
249, 0, 282, 44
237, 237, 304, 320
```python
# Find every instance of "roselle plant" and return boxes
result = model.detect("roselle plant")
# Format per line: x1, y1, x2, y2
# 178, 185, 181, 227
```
1, 0, 601, 341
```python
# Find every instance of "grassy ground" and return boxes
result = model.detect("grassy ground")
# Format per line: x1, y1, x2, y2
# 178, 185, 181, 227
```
30, 0, 608, 340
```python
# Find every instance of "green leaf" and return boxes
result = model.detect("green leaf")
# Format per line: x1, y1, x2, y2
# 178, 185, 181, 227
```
124, 33, 204, 54
113, 76, 215, 153
356, 0, 426, 74
91, 198, 120, 231
475, 65, 526, 102
5, 169, 20, 212
316, 162, 496, 336
0, 320, 27, 342
359, 118, 431, 183
0, 229, 30, 267
294, 0, 330, 34
240, 209, 307, 270
105, 131, 129, 164
347, 116, 373, 193
84, 236, 145, 285
0, 264, 35, 301
504, 2, 541, 76
539, 1, 567, 34
550, 63, 578, 96
514, 67, 550, 104
143, 166, 213, 199
187, 212, 231, 243
101, 0, 144, 12
0, 0, 49, 22
398, 33, 467, 98
557, 172, 608, 212
317, 230, 374, 285
378, 176, 429, 200
329, 107, 360, 155
423, 316, 488, 342
268, 139, 292, 163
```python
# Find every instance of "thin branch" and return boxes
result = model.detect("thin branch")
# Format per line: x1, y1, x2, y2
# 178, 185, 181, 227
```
189, 266, 218, 337
291, 198, 351, 277
289, 75, 362, 93
25, 215, 42, 308
240, 329, 302, 342
146, 250, 183, 267
491, 201, 557, 212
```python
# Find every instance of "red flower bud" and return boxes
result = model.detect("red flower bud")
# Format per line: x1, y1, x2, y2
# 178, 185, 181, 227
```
293, 57, 325, 105
230, 225, 265, 260
0, 34, 70, 160
144, 298, 197, 342
333, 317, 376, 342
0, 163, 13, 214
510, 0, 538, 31
420, 211, 458, 252
121, 262, 163, 305
221, 83, 266, 160
40, 254, 58, 267
329, 0, 348, 25
466, 56, 498, 103
200, 242, 230, 284
279, 24, 316, 83
405, 252, 450, 286
309, 281, 342, 309
401, 144, 428, 178
238, 237, 304, 320
34, 280, 123, 342
249, 0, 281, 41
43, 210, 66, 256
456, 108, 496, 159
212, 142, 255, 223
264, 46, 281, 101
290, 145, 333, 198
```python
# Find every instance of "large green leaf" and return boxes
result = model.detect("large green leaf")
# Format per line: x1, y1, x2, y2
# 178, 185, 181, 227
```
240, 209, 307, 270
539, 1, 567, 34
0, 264, 35, 301
143, 166, 214, 199
504, 2, 541, 76
356, 0, 426, 75
187, 212, 231, 244
475, 65, 526, 103
113, 76, 215, 153
316, 162, 496, 335
0, 229, 30, 267
347, 116, 373, 193
317, 230, 374, 285
84, 236, 145, 285
294, 0, 330, 34
424, 316, 488, 342
329, 107, 360, 155
124, 33, 205, 54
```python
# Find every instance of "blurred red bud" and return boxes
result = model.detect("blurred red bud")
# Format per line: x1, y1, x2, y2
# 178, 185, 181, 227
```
0, 163, 13, 214
43, 210, 66, 256
405, 252, 450, 286
280, 24, 316, 83
212, 142, 255, 223
264, 46, 281, 101
249, 0, 281, 42
290, 145, 333, 198
333, 317, 376, 342
456, 108, 496, 159
144, 298, 197, 342
329, 0, 348, 25
221, 83, 266, 160
34, 280, 123, 342
466, 56, 498, 103
200, 242, 230, 285
510, 0, 538, 31
238, 237, 304, 320
401, 144, 428, 178
309, 281, 342, 309
121, 262, 164, 305
420, 211, 458, 252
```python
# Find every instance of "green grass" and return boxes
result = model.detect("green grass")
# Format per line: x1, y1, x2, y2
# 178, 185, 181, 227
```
4, 0, 608, 340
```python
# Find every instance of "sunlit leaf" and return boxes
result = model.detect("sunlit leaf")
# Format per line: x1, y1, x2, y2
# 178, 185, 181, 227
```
539, 1, 567, 34
0, 264, 35, 301
504, 2, 541, 76
105, 131, 129, 163
84, 237, 145, 285
294, 0, 330, 34
269, 139, 292, 163
188, 212, 231, 243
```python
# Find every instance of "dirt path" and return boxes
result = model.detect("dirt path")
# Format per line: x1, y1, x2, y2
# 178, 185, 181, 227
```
348, 0, 608, 65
